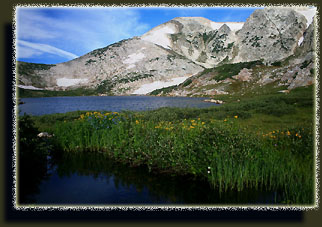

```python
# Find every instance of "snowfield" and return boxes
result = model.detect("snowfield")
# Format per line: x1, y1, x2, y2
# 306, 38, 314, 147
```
141, 24, 177, 49
18, 85, 44, 90
126, 64, 136, 69
132, 77, 190, 95
295, 8, 316, 28
210, 22, 244, 31
298, 36, 304, 46
56, 78, 88, 87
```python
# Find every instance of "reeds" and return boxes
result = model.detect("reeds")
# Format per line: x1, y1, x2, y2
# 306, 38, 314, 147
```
52, 111, 314, 204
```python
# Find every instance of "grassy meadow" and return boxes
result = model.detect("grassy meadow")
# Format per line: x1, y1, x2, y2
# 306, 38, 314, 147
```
19, 85, 316, 205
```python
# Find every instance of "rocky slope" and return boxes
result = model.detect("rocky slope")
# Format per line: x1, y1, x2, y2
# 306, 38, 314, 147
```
17, 7, 316, 96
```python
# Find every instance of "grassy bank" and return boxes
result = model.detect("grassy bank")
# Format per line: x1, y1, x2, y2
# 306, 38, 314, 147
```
23, 85, 315, 205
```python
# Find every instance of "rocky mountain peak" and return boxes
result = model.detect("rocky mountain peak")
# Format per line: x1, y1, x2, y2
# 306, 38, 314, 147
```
18, 7, 316, 96
233, 7, 308, 64
218, 24, 231, 34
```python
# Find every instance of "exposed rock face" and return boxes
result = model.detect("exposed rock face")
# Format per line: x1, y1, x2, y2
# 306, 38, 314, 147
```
279, 62, 315, 89
18, 38, 203, 94
17, 7, 316, 96
300, 23, 315, 53
169, 23, 238, 68
234, 8, 307, 64
232, 68, 253, 82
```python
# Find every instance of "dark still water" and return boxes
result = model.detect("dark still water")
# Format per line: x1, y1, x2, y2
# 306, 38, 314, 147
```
19, 150, 281, 205
19, 96, 218, 116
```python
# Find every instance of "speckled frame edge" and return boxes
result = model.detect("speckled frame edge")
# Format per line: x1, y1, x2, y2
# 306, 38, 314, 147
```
11, 2, 320, 212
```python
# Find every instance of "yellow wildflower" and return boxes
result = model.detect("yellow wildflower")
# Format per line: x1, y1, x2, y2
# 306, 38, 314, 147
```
198, 118, 200, 121
234, 115, 238, 119
287, 131, 291, 136
135, 120, 139, 124
190, 126, 194, 129
202, 122, 205, 125
224, 119, 227, 122
191, 120, 195, 123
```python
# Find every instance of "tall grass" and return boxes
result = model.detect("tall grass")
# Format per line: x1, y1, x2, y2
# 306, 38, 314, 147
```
51, 111, 314, 204
25, 85, 315, 204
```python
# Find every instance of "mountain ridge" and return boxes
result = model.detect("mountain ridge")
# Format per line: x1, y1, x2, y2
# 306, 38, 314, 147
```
17, 7, 316, 97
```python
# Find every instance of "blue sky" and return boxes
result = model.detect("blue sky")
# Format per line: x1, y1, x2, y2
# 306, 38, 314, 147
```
16, 7, 260, 64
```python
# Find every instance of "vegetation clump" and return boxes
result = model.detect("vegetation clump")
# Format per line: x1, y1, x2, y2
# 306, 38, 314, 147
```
17, 61, 56, 88
212, 60, 263, 81
18, 114, 51, 203
17, 61, 56, 75
118, 73, 154, 84
85, 59, 96, 65
149, 85, 178, 96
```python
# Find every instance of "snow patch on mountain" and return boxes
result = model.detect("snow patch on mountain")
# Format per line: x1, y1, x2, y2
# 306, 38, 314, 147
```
298, 36, 304, 46
132, 76, 189, 95
295, 8, 316, 28
18, 85, 44, 90
126, 64, 136, 69
56, 78, 89, 87
211, 22, 244, 31
141, 24, 177, 49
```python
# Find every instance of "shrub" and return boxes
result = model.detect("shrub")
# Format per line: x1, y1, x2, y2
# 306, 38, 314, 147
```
271, 61, 282, 67
18, 114, 50, 203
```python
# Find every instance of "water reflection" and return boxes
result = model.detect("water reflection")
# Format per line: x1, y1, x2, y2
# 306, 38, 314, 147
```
20, 150, 282, 205
18, 115, 51, 204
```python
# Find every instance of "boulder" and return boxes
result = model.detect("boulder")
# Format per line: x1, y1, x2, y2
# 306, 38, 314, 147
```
204, 99, 224, 104
37, 132, 53, 138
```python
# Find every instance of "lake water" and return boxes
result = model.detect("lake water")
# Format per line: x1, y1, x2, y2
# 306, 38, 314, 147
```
19, 96, 218, 116
19, 150, 280, 205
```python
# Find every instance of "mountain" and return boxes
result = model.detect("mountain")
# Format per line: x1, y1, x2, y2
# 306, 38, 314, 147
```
17, 7, 316, 97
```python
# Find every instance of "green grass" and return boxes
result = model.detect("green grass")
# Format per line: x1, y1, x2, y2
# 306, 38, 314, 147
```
212, 60, 263, 81
149, 85, 178, 96
17, 61, 55, 74
48, 111, 314, 204
24, 85, 315, 205
17, 61, 56, 88
18, 87, 97, 98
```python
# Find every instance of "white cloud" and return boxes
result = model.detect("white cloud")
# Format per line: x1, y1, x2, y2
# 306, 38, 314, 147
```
16, 9, 59, 40
17, 45, 43, 58
18, 40, 79, 60
16, 7, 150, 57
